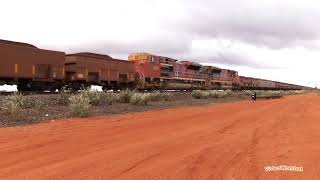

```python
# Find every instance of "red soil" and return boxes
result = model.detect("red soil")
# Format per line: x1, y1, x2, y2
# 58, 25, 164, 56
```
0, 93, 319, 180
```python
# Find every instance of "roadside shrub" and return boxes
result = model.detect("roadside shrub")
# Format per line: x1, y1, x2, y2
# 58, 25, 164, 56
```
243, 90, 253, 96
49, 92, 70, 106
260, 90, 305, 97
68, 94, 91, 117
99, 92, 117, 105
160, 92, 172, 101
48, 87, 71, 106
207, 91, 219, 98
294, 90, 305, 94
33, 98, 47, 110
192, 90, 217, 99
217, 91, 228, 98
192, 90, 235, 99
130, 93, 149, 105
192, 90, 204, 99
261, 90, 283, 97
148, 92, 172, 101
118, 90, 134, 103
80, 90, 102, 106
224, 89, 233, 96
147, 92, 162, 101
1, 93, 29, 116
286, 90, 305, 95
239, 90, 304, 98
283, 90, 292, 95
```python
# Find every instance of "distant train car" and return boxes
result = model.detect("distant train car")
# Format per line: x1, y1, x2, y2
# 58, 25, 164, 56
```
219, 69, 240, 89
0, 39, 65, 91
65, 53, 136, 90
239, 76, 252, 89
258, 79, 276, 89
240, 76, 278, 90
239, 76, 305, 90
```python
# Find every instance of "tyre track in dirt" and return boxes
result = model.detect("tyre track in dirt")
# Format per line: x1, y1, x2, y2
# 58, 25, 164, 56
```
0, 93, 319, 180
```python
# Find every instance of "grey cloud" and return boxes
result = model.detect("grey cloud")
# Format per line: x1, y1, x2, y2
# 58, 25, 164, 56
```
66, 41, 190, 55
185, 52, 282, 69
171, 0, 320, 49
49, 37, 279, 69
59, 33, 193, 58
38, 0, 320, 69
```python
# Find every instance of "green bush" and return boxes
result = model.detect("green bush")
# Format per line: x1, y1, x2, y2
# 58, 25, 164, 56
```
147, 92, 162, 101
243, 90, 253, 96
207, 91, 219, 98
99, 92, 117, 105
80, 90, 102, 106
33, 98, 47, 110
260, 90, 283, 97
256, 90, 304, 97
1, 93, 29, 116
118, 90, 134, 103
68, 94, 91, 117
49, 92, 70, 106
240, 90, 304, 98
224, 89, 233, 96
192, 90, 206, 99
192, 90, 235, 99
160, 92, 172, 101
287, 90, 305, 95
217, 91, 228, 98
130, 93, 149, 105
148, 92, 172, 101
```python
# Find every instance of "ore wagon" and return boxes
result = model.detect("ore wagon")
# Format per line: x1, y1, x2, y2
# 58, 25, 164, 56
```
0, 39, 65, 91
65, 53, 136, 90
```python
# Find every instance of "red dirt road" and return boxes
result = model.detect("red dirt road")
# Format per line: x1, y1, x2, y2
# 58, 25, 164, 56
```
0, 93, 319, 180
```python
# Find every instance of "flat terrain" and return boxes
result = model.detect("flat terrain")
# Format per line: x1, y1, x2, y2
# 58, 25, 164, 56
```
0, 93, 319, 180
0, 92, 247, 127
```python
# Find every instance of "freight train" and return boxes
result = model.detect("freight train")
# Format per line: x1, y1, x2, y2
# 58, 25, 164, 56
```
0, 39, 307, 91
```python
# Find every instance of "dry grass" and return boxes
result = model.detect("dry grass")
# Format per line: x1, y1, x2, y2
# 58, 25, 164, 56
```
117, 90, 134, 103
146, 91, 172, 102
80, 89, 102, 106
1, 93, 28, 112
0, 89, 306, 126
130, 93, 150, 106
192, 90, 235, 99
68, 94, 91, 117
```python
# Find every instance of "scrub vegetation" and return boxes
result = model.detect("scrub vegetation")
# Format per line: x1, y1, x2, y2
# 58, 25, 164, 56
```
0, 89, 306, 127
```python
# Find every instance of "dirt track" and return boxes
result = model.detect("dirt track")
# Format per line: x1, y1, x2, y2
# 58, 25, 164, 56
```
0, 93, 319, 180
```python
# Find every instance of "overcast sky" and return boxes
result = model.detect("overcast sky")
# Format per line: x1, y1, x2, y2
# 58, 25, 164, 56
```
1, 0, 319, 87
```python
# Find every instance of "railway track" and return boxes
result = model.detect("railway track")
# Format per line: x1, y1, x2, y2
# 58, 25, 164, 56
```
0, 90, 194, 96
0, 90, 227, 96
0, 91, 60, 96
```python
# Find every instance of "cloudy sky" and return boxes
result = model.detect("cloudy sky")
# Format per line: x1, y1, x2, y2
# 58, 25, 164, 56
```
1, 0, 319, 87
